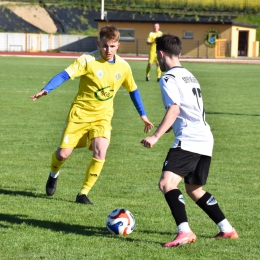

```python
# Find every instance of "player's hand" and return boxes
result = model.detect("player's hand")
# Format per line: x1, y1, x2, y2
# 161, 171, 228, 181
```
30, 90, 48, 101
140, 136, 158, 148
141, 116, 154, 133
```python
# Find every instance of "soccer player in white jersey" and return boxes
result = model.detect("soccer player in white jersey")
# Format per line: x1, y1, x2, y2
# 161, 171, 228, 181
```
141, 34, 238, 247
30, 25, 154, 204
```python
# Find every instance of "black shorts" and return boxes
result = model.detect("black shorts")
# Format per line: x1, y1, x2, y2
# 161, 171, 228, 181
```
162, 147, 211, 185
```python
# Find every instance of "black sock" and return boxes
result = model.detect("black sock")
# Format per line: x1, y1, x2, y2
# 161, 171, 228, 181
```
164, 189, 188, 226
196, 192, 225, 224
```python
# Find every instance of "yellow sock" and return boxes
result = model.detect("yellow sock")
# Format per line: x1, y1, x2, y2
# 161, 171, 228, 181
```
79, 157, 105, 195
157, 66, 161, 79
146, 65, 151, 77
50, 151, 65, 173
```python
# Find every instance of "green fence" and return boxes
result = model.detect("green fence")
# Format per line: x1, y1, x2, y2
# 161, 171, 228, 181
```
5, 0, 260, 12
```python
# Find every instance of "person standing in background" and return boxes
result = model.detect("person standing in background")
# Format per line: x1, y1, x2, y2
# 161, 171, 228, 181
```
146, 23, 163, 82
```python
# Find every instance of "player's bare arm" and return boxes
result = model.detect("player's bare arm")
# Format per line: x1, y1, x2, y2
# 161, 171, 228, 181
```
30, 90, 48, 101
159, 124, 172, 133
165, 126, 172, 133
141, 104, 179, 148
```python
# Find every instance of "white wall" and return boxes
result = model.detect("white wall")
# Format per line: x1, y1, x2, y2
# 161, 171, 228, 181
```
0, 33, 97, 52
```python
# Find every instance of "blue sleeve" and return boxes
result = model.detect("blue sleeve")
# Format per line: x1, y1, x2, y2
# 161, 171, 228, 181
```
42, 70, 70, 93
129, 89, 147, 116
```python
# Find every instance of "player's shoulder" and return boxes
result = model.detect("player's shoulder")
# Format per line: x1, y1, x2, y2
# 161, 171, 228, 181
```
167, 66, 189, 76
115, 55, 130, 66
164, 67, 200, 86
148, 31, 156, 38
77, 50, 101, 64
161, 67, 188, 84
161, 73, 176, 85
162, 67, 183, 79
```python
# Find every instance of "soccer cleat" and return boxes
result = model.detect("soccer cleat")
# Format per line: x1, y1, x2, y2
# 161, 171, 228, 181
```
157, 78, 161, 82
76, 194, 93, 205
146, 77, 150, 81
46, 174, 58, 196
163, 231, 197, 247
212, 228, 239, 239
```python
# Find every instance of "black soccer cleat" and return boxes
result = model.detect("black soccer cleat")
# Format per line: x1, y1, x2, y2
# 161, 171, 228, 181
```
157, 78, 161, 82
76, 194, 93, 205
146, 76, 150, 81
46, 174, 58, 196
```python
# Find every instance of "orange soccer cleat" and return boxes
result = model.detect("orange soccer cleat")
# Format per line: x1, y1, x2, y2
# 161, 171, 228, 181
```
212, 228, 239, 239
163, 231, 197, 247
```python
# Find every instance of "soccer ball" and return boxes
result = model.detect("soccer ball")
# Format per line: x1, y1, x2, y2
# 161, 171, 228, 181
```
106, 208, 135, 235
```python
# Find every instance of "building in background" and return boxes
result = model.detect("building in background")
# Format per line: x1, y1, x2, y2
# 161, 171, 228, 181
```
96, 15, 259, 58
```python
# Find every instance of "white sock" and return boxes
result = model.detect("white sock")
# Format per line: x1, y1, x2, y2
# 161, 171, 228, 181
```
178, 222, 191, 233
50, 171, 60, 178
218, 219, 233, 232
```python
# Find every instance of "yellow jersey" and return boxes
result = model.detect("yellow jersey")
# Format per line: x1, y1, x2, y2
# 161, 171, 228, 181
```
65, 50, 137, 123
147, 31, 163, 56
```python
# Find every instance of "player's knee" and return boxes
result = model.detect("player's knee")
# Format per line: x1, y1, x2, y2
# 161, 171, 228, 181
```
57, 148, 72, 160
186, 189, 194, 199
158, 180, 163, 192
92, 137, 109, 159
158, 178, 169, 193
93, 149, 107, 160
185, 186, 205, 202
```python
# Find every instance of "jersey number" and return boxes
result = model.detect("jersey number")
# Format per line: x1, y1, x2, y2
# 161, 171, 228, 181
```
192, 88, 206, 125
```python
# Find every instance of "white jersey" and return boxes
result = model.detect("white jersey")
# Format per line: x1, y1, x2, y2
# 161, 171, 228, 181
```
159, 66, 213, 156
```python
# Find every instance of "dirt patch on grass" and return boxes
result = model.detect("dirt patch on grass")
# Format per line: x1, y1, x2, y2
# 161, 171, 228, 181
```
6, 4, 57, 33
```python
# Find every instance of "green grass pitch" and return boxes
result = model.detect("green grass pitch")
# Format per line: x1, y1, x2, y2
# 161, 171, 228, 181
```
0, 56, 259, 259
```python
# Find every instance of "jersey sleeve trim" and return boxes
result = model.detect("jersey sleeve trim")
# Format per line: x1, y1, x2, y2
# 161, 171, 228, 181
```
42, 70, 70, 93
129, 89, 147, 116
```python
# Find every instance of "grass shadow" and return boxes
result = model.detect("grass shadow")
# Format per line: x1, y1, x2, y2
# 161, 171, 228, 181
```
0, 188, 43, 198
0, 213, 108, 236
207, 111, 260, 117
0, 213, 163, 244
0, 188, 77, 203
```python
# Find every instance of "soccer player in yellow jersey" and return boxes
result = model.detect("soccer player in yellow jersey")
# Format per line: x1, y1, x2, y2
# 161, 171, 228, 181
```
30, 25, 154, 204
146, 23, 163, 82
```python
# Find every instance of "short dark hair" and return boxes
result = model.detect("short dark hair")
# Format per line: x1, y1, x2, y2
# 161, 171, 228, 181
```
155, 34, 182, 56
99, 25, 120, 41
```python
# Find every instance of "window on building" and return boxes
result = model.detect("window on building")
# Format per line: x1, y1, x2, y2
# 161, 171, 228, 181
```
118, 28, 135, 42
183, 31, 194, 39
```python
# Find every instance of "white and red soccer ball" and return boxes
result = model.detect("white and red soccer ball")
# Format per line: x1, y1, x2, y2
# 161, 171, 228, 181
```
106, 208, 135, 235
